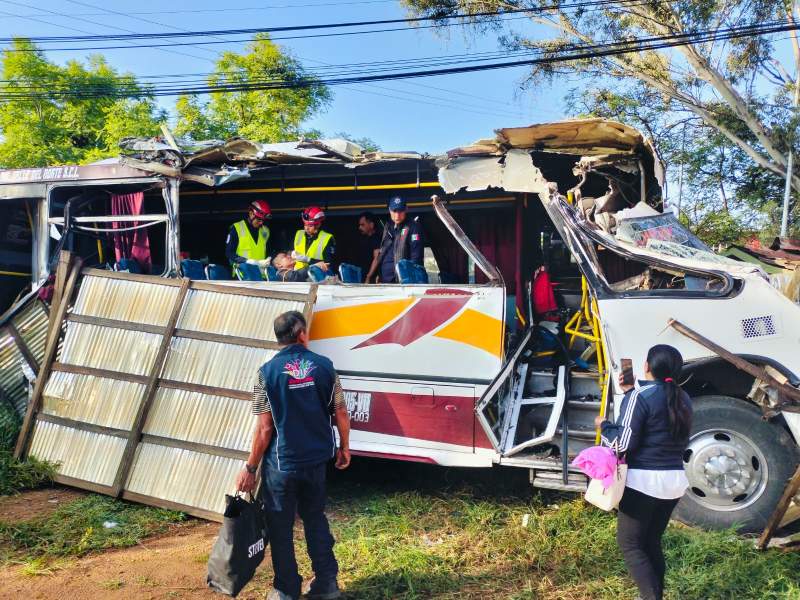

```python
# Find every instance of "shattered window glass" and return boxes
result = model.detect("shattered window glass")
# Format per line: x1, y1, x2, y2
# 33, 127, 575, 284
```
616, 213, 710, 251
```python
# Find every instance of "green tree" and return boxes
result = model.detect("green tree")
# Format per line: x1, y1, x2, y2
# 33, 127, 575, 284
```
402, 0, 800, 230
0, 38, 165, 168
175, 34, 331, 142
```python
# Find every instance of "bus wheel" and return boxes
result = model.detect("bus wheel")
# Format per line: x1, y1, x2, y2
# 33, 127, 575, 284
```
674, 395, 799, 533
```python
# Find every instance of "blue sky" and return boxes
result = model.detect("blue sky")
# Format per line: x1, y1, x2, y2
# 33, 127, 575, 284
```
0, 0, 570, 154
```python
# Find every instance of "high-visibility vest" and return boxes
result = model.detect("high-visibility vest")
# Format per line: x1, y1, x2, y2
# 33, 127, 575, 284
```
233, 220, 270, 263
293, 230, 333, 270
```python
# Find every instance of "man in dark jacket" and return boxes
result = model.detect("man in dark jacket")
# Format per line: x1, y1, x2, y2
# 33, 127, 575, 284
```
236, 311, 351, 600
366, 196, 424, 283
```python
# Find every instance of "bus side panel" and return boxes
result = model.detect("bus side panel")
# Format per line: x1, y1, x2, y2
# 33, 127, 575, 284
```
309, 284, 505, 466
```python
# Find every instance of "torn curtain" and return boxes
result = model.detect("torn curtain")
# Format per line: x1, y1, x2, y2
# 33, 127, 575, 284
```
111, 191, 151, 272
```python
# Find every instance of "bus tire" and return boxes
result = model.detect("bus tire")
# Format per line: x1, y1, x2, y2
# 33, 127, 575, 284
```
673, 395, 800, 533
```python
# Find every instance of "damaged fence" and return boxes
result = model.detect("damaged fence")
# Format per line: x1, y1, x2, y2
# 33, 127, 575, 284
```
0, 299, 48, 449
16, 266, 316, 520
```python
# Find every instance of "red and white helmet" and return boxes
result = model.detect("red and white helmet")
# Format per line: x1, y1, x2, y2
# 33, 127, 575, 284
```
301, 206, 325, 225
249, 200, 272, 220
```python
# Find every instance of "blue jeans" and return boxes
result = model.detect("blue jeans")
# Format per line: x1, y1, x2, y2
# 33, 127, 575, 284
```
262, 463, 338, 598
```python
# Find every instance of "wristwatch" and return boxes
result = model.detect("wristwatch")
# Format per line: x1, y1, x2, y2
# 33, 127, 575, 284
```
245, 463, 258, 474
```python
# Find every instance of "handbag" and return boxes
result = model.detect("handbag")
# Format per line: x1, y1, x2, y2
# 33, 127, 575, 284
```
584, 460, 628, 512
207, 493, 268, 597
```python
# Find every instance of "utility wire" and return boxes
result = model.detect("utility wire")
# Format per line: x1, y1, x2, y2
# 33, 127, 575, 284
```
0, 0, 662, 43
2, 20, 796, 101
0, 0, 399, 18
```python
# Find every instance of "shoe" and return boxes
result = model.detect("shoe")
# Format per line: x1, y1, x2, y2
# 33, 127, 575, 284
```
266, 588, 297, 600
301, 577, 341, 600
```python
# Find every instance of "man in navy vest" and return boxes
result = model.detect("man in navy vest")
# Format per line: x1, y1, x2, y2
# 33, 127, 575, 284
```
236, 310, 351, 600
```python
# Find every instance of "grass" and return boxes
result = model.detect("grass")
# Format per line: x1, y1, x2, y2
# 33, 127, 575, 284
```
0, 449, 57, 496
0, 494, 185, 564
0, 459, 799, 598
309, 460, 800, 600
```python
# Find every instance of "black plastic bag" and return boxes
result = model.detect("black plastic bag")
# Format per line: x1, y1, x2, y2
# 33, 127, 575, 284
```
207, 493, 268, 597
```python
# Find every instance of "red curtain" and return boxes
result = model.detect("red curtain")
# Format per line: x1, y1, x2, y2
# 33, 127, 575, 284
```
111, 191, 152, 272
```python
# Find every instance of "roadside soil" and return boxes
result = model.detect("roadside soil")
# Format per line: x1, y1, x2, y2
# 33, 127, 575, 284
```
0, 487, 85, 522
0, 490, 276, 600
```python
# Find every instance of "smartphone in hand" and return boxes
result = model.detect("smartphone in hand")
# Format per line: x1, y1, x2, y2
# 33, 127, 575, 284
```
620, 358, 635, 387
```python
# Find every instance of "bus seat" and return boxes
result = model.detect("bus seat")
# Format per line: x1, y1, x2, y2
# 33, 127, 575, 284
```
114, 258, 142, 274
338, 263, 362, 283
181, 259, 207, 280
439, 271, 459, 284
396, 259, 428, 284
206, 264, 230, 280
308, 265, 327, 282
265, 265, 280, 281
236, 262, 263, 281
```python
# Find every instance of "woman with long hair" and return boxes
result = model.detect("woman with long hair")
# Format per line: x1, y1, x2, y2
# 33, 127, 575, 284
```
595, 344, 693, 600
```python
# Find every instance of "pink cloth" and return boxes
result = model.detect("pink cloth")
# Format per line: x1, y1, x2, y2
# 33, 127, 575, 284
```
572, 446, 621, 490
111, 191, 151, 273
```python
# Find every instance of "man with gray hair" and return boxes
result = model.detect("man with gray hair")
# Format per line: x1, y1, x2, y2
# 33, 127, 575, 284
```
236, 310, 351, 600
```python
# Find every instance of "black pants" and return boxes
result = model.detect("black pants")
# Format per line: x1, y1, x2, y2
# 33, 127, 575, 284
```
262, 463, 338, 599
616, 486, 680, 600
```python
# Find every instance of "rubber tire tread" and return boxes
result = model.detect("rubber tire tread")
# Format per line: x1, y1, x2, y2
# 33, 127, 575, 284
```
673, 395, 799, 533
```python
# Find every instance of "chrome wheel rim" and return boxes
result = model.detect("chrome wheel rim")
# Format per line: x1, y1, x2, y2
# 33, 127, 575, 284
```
683, 428, 768, 512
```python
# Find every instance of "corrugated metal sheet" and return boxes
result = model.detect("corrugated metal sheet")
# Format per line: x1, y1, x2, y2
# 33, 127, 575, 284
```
12, 300, 48, 363
162, 338, 275, 391
60, 323, 161, 375
0, 299, 47, 418
125, 443, 240, 513
144, 389, 251, 451
0, 333, 31, 417
42, 372, 143, 430
22, 271, 314, 519
28, 420, 125, 485
73, 276, 179, 325
179, 290, 303, 339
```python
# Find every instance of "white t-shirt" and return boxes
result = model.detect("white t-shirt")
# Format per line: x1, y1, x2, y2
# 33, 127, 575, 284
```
626, 468, 689, 500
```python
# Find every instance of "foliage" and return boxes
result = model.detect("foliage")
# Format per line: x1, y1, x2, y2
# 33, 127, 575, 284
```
299, 462, 800, 599
0, 450, 56, 496
0, 399, 20, 452
175, 34, 331, 142
0, 39, 166, 168
332, 132, 382, 152
401, 0, 800, 234
0, 494, 184, 562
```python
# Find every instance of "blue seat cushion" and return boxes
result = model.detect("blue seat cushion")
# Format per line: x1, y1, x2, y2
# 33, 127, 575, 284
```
338, 263, 363, 284
206, 264, 230, 280
181, 259, 207, 280
396, 259, 428, 284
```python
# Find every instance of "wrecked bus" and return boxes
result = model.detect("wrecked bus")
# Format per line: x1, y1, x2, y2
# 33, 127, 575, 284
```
1, 119, 799, 532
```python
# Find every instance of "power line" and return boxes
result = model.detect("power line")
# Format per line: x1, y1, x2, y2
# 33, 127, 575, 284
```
54, 0, 527, 119
0, 0, 399, 18
0, 0, 659, 44
2, 20, 795, 101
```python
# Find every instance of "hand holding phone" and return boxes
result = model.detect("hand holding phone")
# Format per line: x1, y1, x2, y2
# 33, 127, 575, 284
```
619, 358, 635, 391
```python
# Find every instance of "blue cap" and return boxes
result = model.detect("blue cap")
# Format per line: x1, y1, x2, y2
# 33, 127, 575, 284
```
388, 196, 406, 211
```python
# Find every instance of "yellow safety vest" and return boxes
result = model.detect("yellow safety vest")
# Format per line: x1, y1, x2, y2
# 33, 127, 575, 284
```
233, 220, 270, 263
293, 229, 333, 270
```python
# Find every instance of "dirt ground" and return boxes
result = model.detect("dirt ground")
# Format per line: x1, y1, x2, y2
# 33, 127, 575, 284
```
0, 488, 85, 522
0, 491, 275, 600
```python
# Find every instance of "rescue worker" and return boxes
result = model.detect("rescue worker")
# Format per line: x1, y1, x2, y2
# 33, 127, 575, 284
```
292, 206, 336, 273
236, 310, 351, 600
366, 196, 424, 283
226, 200, 272, 279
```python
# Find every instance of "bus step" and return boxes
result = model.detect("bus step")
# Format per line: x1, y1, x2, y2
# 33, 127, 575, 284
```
532, 470, 588, 493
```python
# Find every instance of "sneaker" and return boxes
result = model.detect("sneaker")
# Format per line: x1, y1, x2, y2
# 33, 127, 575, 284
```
266, 588, 297, 600
301, 577, 341, 600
